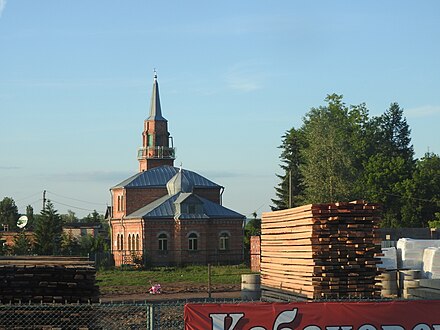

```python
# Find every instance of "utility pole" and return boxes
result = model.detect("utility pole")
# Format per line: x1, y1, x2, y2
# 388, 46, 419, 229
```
42, 190, 46, 211
289, 170, 292, 209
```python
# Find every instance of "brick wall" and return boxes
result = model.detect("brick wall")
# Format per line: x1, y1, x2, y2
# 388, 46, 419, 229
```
110, 217, 244, 266
125, 188, 168, 215
112, 187, 222, 218
250, 236, 261, 272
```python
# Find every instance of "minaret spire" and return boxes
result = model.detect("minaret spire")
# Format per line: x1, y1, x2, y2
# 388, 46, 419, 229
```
137, 71, 175, 172
148, 69, 166, 121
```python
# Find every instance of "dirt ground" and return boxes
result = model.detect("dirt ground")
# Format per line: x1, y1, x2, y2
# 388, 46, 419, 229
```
100, 283, 241, 303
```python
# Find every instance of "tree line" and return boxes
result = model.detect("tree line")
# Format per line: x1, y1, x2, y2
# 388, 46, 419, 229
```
0, 197, 108, 256
272, 94, 440, 228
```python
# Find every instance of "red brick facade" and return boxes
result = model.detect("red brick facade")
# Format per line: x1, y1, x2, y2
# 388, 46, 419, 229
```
110, 217, 244, 266
109, 74, 244, 267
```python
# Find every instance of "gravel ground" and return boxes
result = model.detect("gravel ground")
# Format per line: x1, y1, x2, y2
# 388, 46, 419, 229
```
100, 283, 241, 303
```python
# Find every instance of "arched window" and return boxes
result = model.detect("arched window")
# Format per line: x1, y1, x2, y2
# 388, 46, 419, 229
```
158, 233, 168, 251
219, 232, 230, 251
136, 234, 140, 251
188, 233, 198, 251
117, 234, 120, 250
132, 234, 136, 251
120, 234, 124, 250
128, 234, 132, 251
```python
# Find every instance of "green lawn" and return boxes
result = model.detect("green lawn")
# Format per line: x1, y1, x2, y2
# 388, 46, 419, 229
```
97, 264, 252, 294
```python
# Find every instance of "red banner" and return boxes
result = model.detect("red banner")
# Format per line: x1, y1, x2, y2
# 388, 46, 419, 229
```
184, 300, 440, 330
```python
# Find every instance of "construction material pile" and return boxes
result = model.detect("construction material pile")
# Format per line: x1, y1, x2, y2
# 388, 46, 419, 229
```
261, 201, 381, 300
0, 256, 99, 304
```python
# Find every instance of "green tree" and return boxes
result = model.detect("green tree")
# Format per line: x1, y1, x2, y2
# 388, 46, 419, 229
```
400, 153, 440, 227
364, 154, 412, 227
375, 103, 414, 161
61, 232, 81, 255
363, 103, 414, 227
82, 210, 104, 224
61, 210, 78, 223
428, 213, 440, 229
34, 201, 63, 255
26, 205, 35, 229
301, 94, 366, 203
12, 232, 33, 255
0, 197, 19, 231
271, 127, 305, 210
244, 214, 261, 252
79, 234, 108, 256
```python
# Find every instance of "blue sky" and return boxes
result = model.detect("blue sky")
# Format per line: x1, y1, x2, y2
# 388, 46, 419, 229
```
1, 1, 439, 218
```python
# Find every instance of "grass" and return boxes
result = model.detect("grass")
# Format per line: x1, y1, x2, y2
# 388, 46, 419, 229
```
97, 264, 252, 294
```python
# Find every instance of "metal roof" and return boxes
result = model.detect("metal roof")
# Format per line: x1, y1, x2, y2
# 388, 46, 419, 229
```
125, 192, 245, 220
112, 166, 222, 189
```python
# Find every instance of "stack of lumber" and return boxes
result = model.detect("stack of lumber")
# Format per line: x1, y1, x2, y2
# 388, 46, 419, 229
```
261, 201, 382, 300
0, 256, 99, 304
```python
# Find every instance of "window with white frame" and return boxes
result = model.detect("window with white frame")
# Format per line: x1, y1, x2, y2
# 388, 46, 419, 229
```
188, 232, 198, 251
158, 233, 168, 251
219, 232, 230, 250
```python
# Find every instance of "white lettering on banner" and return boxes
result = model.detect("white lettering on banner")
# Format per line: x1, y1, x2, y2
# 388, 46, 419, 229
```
210, 313, 244, 330
359, 325, 377, 330
414, 325, 433, 330
382, 326, 405, 330
210, 309, 298, 330
207, 308, 440, 330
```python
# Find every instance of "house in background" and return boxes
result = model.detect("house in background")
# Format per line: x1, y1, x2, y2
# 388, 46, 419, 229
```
109, 73, 245, 266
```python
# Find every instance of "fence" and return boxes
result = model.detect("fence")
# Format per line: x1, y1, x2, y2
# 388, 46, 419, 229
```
0, 298, 242, 330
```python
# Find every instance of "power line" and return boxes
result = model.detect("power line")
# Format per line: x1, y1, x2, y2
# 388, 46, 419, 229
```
46, 190, 106, 206
384, 192, 440, 205
49, 199, 100, 213
15, 192, 41, 202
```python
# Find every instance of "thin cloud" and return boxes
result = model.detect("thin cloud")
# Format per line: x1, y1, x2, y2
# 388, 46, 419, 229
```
225, 62, 265, 92
0, 78, 145, 89
0, 0, 6, 18
405, 105, 440, 118
0, 166, 20, 170
46, 171, 132, 183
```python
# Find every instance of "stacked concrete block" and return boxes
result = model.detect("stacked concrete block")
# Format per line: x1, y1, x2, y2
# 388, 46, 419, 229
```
422, 247, 440, 279
396, 238, 440, 270
407, 279, 440, 299
399, 269, 421, 299
379, 247, 398, 270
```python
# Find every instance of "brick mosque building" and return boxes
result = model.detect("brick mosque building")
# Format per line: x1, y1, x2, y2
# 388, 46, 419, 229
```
109, 73, 245, 266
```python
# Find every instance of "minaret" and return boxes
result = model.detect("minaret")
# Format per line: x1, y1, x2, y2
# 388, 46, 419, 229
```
138, 71, 175, 171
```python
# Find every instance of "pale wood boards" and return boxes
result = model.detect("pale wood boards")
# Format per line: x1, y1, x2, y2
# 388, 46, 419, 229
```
261, 201, 382, 300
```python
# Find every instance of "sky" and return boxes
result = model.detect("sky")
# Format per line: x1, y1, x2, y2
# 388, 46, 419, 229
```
1, 1, 440, 219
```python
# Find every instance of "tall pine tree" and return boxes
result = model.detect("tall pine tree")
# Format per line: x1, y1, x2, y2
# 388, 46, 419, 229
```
34, 201, 63, 255
271, 127, 304, 210
363, 103, 414, 227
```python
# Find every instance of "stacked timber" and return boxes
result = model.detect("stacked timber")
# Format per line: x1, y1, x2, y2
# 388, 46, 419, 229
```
0, 256, 99, 304
261, 201, 382, 300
